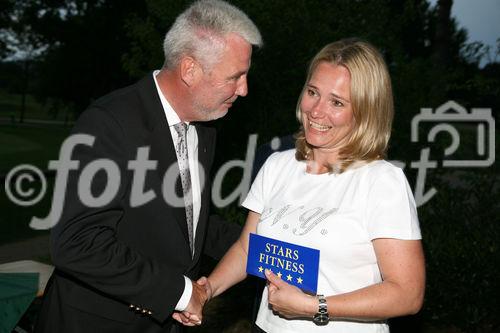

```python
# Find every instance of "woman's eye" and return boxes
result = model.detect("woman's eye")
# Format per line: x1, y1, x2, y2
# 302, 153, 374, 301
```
333, 100, 344, 107
307, 89, 316, 96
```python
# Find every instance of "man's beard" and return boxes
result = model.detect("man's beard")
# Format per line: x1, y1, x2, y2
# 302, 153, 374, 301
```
193, 101, 228, 121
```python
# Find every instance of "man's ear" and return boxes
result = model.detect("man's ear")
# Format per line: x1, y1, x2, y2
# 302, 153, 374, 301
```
180, 56, 202, 86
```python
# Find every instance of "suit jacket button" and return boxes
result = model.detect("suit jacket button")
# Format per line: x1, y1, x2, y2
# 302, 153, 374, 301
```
148, 311, 153, 315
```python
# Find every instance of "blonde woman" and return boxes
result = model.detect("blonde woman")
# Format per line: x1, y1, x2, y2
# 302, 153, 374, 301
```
177, 38, 425, 333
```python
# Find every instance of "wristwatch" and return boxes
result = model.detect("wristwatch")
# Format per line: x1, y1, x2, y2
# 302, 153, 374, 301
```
312, 294, 329, 325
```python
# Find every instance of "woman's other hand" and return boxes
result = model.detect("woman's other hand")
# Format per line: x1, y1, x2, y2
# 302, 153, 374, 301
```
265, 269, 316, 318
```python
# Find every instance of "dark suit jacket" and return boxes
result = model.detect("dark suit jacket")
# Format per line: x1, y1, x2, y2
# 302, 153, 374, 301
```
36, 74, 239, 332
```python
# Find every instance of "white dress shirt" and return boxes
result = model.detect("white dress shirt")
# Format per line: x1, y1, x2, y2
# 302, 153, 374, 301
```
153, 70, 201, 311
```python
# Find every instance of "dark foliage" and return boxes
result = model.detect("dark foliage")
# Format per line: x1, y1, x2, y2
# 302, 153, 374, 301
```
419, 170, 500, 331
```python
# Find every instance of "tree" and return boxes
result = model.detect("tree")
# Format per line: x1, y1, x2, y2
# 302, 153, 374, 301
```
0, 0, 15, 59
8, 0, 147, 116
1, 0, 48, 122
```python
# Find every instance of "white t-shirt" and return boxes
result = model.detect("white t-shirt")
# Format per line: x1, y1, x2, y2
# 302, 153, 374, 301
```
242, 150, 421, 333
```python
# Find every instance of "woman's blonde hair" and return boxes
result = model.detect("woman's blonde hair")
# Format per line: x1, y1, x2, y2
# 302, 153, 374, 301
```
295, 38, 394, 172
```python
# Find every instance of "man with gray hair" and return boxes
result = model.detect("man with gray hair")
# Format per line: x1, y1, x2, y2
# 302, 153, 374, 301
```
35, 1, 262, 332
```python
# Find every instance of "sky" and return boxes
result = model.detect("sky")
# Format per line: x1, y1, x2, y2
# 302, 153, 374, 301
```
429, 0, 500, 64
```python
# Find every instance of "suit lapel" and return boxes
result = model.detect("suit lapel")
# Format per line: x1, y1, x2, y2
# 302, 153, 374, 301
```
190, 123, 215, 265
137, 74, 191, 250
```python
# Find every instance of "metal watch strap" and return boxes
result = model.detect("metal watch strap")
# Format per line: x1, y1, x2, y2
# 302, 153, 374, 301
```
313, 294, 329, 325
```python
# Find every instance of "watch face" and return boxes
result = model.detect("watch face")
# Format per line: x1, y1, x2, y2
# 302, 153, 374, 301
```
313, 314, 329, 326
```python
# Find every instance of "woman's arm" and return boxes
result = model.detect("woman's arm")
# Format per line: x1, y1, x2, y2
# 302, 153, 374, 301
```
266, 238, 425, 320
173, 211, 261, 326
207, 210, 261, 298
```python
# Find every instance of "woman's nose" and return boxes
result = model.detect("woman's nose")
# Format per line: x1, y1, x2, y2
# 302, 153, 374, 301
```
309, 99, 324, 118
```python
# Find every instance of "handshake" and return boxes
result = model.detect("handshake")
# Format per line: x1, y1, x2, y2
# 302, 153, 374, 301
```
171, 269, 307, 326
172, 276, 213, 326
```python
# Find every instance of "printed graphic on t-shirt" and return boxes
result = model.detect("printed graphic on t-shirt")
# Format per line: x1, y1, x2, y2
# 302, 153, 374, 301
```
260, 204, 338, 236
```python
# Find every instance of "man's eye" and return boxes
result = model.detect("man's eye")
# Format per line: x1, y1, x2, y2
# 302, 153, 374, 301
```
230, 74, 244, 81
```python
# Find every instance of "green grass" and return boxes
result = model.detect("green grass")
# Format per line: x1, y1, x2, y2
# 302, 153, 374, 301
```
0, 90, 73, 122
0, 125, 71, 173
1, 124, 70, 245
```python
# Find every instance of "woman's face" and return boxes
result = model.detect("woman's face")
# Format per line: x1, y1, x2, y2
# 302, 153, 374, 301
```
300, 62, 355, 153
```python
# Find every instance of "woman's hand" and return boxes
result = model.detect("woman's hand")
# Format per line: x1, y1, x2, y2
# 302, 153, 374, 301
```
265, 269, 316, 319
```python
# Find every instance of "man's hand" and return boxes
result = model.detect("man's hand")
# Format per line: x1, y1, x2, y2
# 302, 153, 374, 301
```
172, 279, 208, 326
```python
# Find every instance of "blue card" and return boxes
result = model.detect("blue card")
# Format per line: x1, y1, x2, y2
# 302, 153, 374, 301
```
246, 233, 320, 293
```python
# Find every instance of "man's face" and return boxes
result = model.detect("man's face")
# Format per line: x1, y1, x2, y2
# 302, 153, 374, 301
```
191, 33, 252, 121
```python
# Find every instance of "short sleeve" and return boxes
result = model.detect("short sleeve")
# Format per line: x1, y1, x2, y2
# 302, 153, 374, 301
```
365, 167, 421, 240
242, 152, 280, 214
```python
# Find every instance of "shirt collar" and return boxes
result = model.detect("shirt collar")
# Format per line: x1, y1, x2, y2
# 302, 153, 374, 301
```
153, 70, 189, 127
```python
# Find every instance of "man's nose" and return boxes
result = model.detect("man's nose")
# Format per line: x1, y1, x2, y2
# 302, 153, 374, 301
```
236, 75, 248, 97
